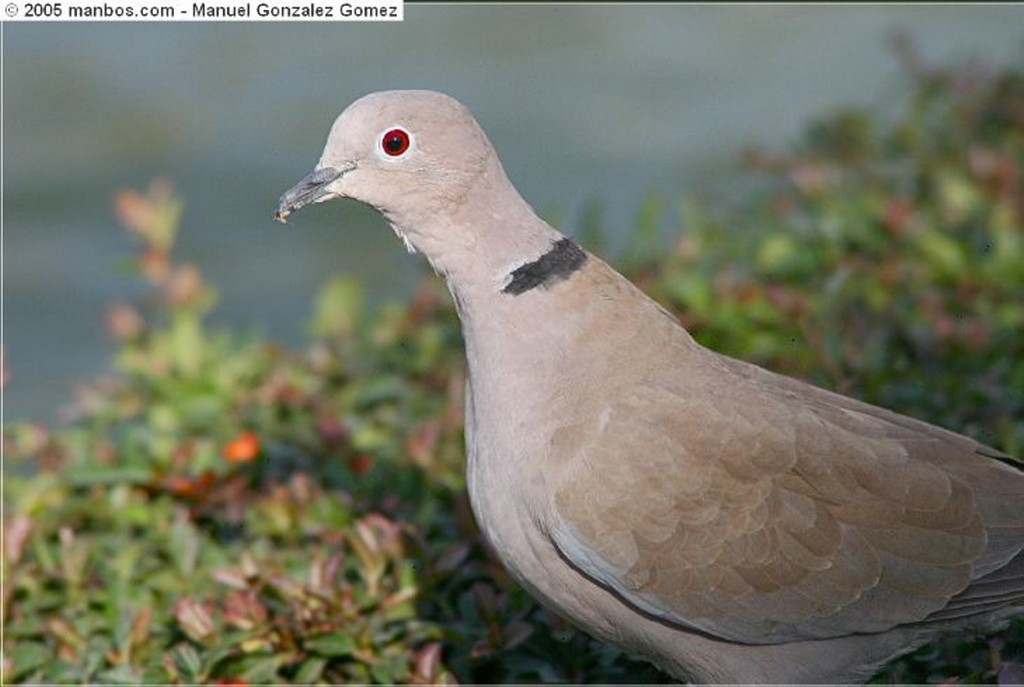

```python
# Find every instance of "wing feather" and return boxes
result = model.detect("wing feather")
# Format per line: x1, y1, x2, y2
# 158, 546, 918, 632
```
550, 351, 1024, 644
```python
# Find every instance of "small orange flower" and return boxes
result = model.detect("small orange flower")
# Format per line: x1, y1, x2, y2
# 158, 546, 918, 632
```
215, 678, 248, 687
222, 431, 261, 463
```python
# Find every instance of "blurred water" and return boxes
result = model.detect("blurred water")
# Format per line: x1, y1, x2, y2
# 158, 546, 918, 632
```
4, 6, 1023, 422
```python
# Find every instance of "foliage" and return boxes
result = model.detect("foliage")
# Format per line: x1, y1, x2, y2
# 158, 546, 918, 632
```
3, 180, 663, 684
633, 41, 1024, 458
4, 45, 1023, 684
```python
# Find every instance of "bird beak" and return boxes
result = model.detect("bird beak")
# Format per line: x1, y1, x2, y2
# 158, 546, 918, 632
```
274, 164, 351, 222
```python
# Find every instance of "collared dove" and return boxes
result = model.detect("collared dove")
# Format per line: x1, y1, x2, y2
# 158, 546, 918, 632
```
276, 90, 1024, 683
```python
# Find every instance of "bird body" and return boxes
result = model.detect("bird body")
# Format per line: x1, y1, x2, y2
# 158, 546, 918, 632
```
277, 90, 1024, 683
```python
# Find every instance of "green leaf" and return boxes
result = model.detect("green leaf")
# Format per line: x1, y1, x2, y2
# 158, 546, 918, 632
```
169, 313, 204, 376
95, 664, 143, 684
235, 654, 284, 682
370, 653, 408, 683
914, 227, 966, 279
9, 641, 51, 681
293, 656, 328, 683
169, 643, 203, 681
309, 275, 364, 340
169, 512, 203, 577
664, 272, 712, 316
304, 632, 356, 657
63, 466, 152, 487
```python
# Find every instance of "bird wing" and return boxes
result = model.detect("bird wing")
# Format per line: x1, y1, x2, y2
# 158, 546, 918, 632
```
549, 351, 1024, 644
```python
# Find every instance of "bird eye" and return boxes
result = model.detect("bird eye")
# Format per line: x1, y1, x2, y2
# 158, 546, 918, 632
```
381, 128, 411, 157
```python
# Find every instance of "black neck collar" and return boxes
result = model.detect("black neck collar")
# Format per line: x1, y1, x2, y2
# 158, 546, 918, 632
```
502, 238, 587, 296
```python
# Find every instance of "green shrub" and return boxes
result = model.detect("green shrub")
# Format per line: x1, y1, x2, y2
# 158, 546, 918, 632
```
4, 45, 1022, 684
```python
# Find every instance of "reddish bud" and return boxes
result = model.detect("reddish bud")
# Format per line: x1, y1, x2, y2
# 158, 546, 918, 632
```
347, 453, 374, 475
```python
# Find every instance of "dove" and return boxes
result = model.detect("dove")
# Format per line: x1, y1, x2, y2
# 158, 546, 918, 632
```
275, 90, 1024, 683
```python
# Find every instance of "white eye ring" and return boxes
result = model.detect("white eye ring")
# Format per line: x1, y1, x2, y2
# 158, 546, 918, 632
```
376, 126, 414, 160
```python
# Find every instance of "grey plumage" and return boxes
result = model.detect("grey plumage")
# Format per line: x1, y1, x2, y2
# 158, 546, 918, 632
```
276, 90, 1024, 683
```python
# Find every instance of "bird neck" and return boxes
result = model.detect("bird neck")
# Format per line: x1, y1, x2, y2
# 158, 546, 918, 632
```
390, 154, 565, 298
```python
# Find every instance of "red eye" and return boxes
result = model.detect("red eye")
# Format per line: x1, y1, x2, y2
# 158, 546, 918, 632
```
381, 128, 410, 156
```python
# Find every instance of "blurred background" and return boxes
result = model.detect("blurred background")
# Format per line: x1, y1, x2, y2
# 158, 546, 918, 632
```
5, 5, 1024, 422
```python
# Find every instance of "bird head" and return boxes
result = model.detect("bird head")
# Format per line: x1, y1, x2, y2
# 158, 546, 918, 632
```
276, 90, 562, 290
275, 90, 495, 237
